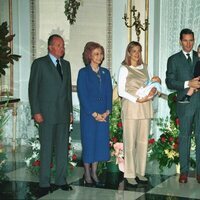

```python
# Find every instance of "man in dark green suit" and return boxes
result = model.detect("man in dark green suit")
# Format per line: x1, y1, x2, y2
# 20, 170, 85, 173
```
166, 29, 200, 184
29, 34, 73, 195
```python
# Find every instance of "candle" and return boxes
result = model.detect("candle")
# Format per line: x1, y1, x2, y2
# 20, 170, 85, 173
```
124, 4, 127, 15
145, 0, 149, 19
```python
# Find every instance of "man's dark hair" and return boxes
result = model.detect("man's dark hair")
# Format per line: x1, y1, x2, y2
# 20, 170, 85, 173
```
180, 28, 194, 40
48, 34, 62, 46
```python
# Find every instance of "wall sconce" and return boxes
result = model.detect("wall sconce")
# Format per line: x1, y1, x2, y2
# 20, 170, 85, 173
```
122, 4, 149, 42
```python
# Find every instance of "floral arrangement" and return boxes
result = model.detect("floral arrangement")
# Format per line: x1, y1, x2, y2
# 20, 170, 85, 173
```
148, 117, 180, 171
109, 98, 123, 160
109, 99, 123, 140
24, 124, 77, 176
113, 142, 124, 172
97, 97, 123, 173
148, 92, 196, 171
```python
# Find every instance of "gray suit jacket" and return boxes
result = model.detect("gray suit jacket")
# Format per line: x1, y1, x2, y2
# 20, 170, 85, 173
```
28, 55, 72, 124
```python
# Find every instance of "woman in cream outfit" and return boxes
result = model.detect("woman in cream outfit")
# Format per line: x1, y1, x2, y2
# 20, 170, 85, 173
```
118, 41, 153, 186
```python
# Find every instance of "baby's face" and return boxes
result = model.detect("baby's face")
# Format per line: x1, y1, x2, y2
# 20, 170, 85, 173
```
151, 76, 161, 84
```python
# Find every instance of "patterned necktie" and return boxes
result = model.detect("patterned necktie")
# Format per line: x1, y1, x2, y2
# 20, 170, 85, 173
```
56, 59, 63, 80
186, 53, 192, 66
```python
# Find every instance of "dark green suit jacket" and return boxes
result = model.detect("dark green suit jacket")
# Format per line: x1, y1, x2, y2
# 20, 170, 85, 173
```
28, 55, 72, 124
166, 50, 198, 99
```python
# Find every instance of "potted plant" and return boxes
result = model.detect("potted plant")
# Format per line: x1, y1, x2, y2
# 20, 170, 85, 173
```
64, 0, 81, 25
98, 97, 123, 174
0, 21, 21, 77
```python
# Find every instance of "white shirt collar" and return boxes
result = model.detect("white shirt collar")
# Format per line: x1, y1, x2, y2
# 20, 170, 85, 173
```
182, 50, 193, 59
49, 53, 59, 66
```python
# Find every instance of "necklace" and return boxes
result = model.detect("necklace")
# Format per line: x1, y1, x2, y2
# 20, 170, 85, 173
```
91, 66, 99, 73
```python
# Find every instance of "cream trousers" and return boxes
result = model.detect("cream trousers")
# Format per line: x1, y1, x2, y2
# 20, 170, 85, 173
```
122, 118, 150, 178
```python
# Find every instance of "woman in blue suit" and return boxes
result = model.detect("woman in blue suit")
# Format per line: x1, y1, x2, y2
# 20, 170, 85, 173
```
77, 42, 112, 186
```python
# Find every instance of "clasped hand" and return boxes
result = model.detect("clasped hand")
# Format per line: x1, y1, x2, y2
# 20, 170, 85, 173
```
94, 112, 109, 122
189, 77, 200, 89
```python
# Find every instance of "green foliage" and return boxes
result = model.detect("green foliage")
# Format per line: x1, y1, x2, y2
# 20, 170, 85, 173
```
0, 21, 21, 77
168, 92, 178, 122
98, 99, 123, 174
64, 0, 81, 25
109, 99, 123, 144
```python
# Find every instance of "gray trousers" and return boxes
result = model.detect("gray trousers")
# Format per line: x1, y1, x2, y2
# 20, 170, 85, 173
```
178, 103, 200, 175
38, 122, 69, 187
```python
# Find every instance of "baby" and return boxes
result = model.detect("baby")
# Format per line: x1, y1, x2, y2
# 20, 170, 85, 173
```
178, 44, 200, 103
136, 76, 162, 99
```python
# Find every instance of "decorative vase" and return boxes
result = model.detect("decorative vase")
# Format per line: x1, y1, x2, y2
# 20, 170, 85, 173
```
107, 160, 120, 173
176, 163, 180, 174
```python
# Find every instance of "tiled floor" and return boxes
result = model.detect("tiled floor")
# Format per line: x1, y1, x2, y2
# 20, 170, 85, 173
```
0, 146, 199, 200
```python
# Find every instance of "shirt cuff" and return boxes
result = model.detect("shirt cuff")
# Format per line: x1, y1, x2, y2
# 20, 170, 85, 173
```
184, 81, 189, 88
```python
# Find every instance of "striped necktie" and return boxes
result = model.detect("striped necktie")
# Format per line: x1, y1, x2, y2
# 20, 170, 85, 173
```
186, 53, 192, 66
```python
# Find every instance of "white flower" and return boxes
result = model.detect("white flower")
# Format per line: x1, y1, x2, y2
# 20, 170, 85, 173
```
69, 136, 72, 143
24, 158, 31, 167
31, 140, 40, 150
32, 152, 39, 159
69, 161, 77, 167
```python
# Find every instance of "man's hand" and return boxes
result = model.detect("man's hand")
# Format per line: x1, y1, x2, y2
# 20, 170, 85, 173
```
188, 77, 200, 89
70, 115, 73, 124
33, 113, 44, 123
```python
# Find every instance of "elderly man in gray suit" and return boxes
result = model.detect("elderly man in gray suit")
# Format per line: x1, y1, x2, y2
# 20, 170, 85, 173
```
29, 34, 73, 196
166, 29, 200, 184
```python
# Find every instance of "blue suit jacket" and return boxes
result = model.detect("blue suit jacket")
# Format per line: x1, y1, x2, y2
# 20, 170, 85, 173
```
77, 65, 112, 115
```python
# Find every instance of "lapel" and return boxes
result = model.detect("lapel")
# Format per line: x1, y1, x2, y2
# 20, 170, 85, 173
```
178, 51, 193, 74
60, 59, 68, 83
192, 50, 198, 66
179, 50, 199, 75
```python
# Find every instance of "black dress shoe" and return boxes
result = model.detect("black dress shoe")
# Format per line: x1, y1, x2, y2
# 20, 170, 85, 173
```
91, 176, 105, 187
55, 183, 73, 191
39, 186, 51, 197
83, 176, 94, 187
124, 179, 138, 188
178, 95, 190, 103
135, 176, 148, 184
196, 175, 200, 183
